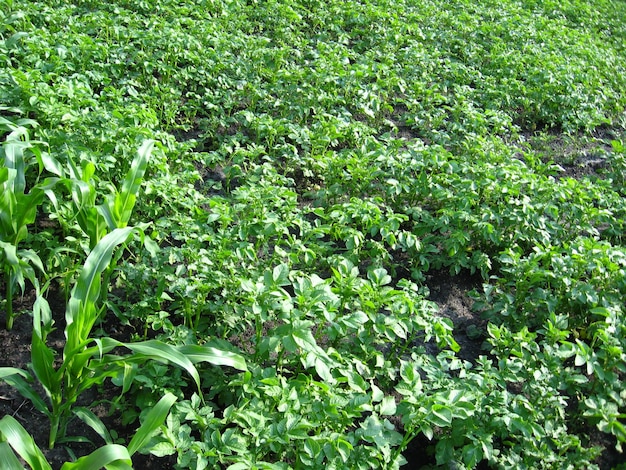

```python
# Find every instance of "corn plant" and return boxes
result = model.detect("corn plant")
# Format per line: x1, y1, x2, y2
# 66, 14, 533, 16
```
0, 227, 247, 448
0, 391, 177, 469
0, 118, 60, 329
47, 140, 157, 306
57, 139, 155, 250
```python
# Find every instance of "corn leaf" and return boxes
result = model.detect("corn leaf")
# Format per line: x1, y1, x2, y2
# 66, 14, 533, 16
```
65, 227, 135, 353
116, 339, 202, 393
118, 139, 153, 227
13, 189, 44, 244
32, 294, 52, 341
2, 139, 28, 194
59, 445, 132, 470
178, 344, 248, 371
0, 168, 17, 240
30, 332, 60, 400
0, 240, 19, 266
73, 407, 114, 445
127, 392, 177, 456
99, 140, 153, 230
0, 368, 50, 415
0, 415, 52, 470
0, 441, 24, 470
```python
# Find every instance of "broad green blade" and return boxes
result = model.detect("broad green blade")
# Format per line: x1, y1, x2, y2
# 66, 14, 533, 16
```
0, 168, 17, 241
73, 407, 113, 445
0, 415, 52, 470
101, 139, 153, 230
32, 294, 52, 341
97, 195, 118, 232
20, 248, 44, 274
118, 140, 153, 227
121, 362, 135, 394
0, 240, 19, 266
178, 344, 248, 371
65, 227, 135, 352
0, 441, 25, 470
103, 463, 133, 470
0, 368, 50, 415
0, 367, 31, 380
2, 139, 27, 194
30, 332, 60, 399
59, 444, 132, 470
88, 338, 213, 395
39, 152, 63, 177
70, 179, 96, 210
121, 340, 202, 392
13, 189, 44, 244
127, 392, 177, 456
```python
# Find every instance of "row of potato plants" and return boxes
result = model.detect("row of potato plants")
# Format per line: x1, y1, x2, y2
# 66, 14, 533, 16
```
1, 0, 626, 468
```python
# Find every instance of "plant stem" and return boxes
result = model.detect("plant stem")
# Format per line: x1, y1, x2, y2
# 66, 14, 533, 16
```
254, 319, 263, 361
5, 267, 14, 330
48, 414, 59, 449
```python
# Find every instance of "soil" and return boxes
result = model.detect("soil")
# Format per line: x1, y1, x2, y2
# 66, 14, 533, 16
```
424, 269, 487, 364
522, 125, 625, 181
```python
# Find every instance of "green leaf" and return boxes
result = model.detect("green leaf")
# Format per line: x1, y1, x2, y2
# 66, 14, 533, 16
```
13, 190, 44, 244
0, 241, 19, 266
127, 392, 177, 456
0, 415, 52, 470
0, 441, 24, 470
177, 344, 248, 371
358, 415, 403, 447
335, 438, 353, 462
32, 294, 52, 341
65, 227, 135, 352
59, 445, 132, 470
73, 407, 114, 445
367, 267, 392, 286
226, 464, 250, 470
291, 322, 319, 352
313, 356, 334, 383
379, 396, 397, 416
117, 140, 153, 228
147, 441, 176, 457
463, 443, 483, 468
3, 139, 27, 194
430, 404, 453, 427
39, 152, 63, 177
120, 340, 202, 392
30, 333, 60, 399
0, 368, 50, 415
98, 139, 152, 231
267, 263, 290, 286
0, 367, 31, 380
340, 311, 369, 329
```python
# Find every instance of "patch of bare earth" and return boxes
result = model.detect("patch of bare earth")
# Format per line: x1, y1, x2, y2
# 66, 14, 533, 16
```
425, 269, 486, 363
522, 125, 625, 180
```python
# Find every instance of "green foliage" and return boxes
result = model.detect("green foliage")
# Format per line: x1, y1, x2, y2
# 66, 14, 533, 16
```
1, 228, 247, 449
2, 0, 626, 467
0, 117, 59, 329
0, 392, 177, 469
